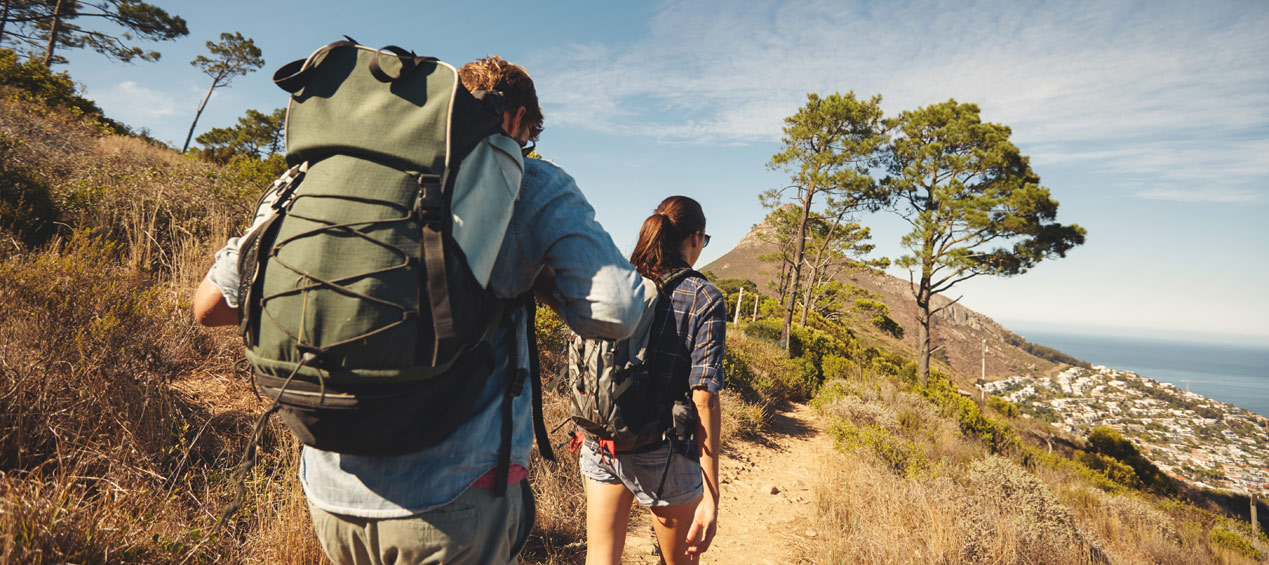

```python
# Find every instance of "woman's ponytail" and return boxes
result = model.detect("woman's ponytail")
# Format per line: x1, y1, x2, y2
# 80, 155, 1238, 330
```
629, 196, 705, 281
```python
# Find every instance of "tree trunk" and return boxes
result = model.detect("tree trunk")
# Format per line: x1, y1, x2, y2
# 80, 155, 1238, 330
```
916, 285, 931, 388
780, 197, 812, 349
41, 0, 64, 67
183, 79, 218, 153
799, 261, 818, 327
775, 258, 789, 306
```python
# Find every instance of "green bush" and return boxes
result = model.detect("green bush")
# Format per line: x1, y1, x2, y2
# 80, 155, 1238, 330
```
830, 421, 926, 478
1210, 526, 1262, 560
920, 372, 1017, 455
1020, 443, 1121, 492
987, 396, 1019, 418
742, 318, 783, 343
0, 132, 59, 245
1074, 450, 1143, 489
1084, 426, 1175, 495
820, 354, 854, 381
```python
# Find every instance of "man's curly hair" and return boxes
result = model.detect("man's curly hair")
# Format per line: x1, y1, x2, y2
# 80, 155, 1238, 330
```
458, 56, 543, 141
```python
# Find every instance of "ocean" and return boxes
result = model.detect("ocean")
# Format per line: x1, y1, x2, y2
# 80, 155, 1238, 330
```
1010, 329, 1269, 418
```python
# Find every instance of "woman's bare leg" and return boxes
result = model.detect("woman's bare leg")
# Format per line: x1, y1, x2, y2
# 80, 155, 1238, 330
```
648, 495, 704, 565
585, 479, 636, 565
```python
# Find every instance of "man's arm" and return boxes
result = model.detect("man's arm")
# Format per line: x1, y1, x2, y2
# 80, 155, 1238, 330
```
504, 160, 647, 339
193, 275, 239, 327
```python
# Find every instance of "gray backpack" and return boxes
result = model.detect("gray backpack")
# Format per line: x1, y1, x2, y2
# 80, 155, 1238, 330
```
566, 269, 699, 457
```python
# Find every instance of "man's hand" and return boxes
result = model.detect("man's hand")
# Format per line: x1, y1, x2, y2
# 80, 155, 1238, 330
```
684, 499, 717, 559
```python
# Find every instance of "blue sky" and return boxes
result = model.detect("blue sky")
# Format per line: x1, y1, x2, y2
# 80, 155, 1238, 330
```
47, 0, 1269, 346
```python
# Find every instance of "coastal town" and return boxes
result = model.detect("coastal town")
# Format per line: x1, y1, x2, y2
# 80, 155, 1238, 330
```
983, 366, 1269, 495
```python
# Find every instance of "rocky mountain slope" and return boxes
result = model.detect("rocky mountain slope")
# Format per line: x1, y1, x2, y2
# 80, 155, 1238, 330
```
702, 214, 1065, 381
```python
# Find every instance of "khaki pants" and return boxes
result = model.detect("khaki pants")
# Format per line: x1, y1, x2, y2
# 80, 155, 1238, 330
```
309, 481, 534, 565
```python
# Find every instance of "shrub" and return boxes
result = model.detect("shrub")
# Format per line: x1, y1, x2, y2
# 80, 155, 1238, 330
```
820, 353, 854, 381
1209, 526, 1261, 560
1084, 426, 1175, 495
830, 421, 926, 478
987, 396, 1019, 418
742, 318, 782, 342
919, 373, 1018, 455
721, 391, 768, 440
0, 131, 61, 245
818, 394, 898, 430
963, 456, 1104, 563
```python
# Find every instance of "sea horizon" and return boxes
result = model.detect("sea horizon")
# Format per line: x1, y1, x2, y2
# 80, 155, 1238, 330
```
1005, 325, 1269, 418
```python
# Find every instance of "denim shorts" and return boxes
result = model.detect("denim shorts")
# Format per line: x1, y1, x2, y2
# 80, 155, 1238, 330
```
578, 441, 703, 508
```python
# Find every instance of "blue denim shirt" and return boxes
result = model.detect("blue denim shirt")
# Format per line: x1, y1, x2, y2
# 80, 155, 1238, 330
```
207, 159, 646, 518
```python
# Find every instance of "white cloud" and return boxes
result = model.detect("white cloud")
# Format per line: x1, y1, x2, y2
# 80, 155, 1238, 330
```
88, 80, 181, 121
527, 0, 1269, 203
1133, 187, 1260, 203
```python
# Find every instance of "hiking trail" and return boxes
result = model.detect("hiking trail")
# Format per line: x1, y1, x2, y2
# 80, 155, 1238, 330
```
621, 401, 834, 564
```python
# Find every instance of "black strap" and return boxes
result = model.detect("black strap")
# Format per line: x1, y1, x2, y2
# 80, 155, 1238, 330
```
367, 45, 417, 83
525, 295, 555, 463
655, 437, 675, 499
273, 38, 358, 93
495, 295, 557, 496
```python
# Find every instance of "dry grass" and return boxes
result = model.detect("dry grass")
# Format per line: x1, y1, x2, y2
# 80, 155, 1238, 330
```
0, 93, 324, 563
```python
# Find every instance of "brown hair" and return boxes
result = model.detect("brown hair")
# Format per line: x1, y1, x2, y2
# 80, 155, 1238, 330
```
457, 56, 544, 141
629, 196, 706, 281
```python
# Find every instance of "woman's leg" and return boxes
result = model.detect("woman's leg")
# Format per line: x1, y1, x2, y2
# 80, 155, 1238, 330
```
585, 478, 637, 565
648, 495, 704, 565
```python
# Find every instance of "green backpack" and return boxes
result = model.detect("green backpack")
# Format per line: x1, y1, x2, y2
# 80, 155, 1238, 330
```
233, 39, 553, 473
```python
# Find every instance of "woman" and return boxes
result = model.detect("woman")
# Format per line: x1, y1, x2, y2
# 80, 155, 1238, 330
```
580, 196, 725, 565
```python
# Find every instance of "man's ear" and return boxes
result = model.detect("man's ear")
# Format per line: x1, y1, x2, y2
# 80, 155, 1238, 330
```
502, 106, 528, 138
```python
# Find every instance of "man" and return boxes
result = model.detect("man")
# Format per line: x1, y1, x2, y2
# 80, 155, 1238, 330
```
194, 55, 646, 564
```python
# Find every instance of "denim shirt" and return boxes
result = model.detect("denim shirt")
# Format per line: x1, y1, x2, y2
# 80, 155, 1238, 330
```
206, 158, 646, 518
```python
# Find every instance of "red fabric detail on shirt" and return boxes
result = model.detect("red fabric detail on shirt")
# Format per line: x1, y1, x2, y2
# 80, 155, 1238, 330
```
471, 464, 529, 488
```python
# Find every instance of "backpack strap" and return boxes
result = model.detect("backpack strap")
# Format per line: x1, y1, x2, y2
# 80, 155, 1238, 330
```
416, 173, 456, 355
495, 293, 556, 497
272, 37, 359, 93
656, 267, 701, 294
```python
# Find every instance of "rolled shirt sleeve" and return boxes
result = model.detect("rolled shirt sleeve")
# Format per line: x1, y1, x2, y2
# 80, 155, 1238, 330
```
491, 159, 646, 340
688, 284, 727, 394
204, 183, 283, 308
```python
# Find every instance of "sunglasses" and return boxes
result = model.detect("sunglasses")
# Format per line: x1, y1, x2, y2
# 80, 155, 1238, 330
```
701, 232, 711, 248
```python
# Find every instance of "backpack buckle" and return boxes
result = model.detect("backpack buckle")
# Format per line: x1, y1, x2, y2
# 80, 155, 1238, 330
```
416, 174, 443, 214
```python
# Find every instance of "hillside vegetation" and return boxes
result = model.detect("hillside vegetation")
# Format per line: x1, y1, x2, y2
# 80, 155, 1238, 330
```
2, 52, 1266, 564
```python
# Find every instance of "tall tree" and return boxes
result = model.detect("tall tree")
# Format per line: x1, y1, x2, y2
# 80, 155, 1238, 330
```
195, 107, 285, 163
0, 0, 38, 47
878, 99, 1086, 385
182, 32, 264, 153
796, 197, 887, 327
754, 203, 800, 307
766, 92, 885, 348
2, 0, 187, 67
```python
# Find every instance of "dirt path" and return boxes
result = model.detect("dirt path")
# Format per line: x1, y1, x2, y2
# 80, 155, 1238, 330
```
621, 402, 834, 564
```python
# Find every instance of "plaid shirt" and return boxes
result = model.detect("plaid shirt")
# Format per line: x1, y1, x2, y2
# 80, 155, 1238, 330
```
647, 271, 727, 401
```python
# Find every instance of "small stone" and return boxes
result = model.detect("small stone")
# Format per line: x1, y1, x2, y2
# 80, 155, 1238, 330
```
767, 484, 780, 495
806, 530, 818, 538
